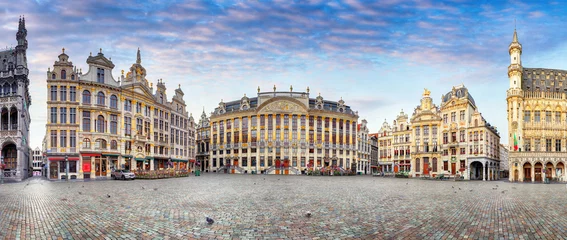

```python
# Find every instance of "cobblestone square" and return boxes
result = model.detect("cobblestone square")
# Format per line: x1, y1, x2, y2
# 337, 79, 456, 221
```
1, 175, 567, 239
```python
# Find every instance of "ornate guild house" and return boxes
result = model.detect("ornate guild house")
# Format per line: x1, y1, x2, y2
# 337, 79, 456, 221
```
0, 17, 32, 181
507, 29, 567, 183
208, 86, 360, 175
45, 48, 195, 180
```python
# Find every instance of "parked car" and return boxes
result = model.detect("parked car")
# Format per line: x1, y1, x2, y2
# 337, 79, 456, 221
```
111, 169, 135, 180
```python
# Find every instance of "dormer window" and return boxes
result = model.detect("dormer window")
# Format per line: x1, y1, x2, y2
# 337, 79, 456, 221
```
97, 68, 104, 83
51, 73, 56, 80
71, 75, 75, 80
61, 70, 66, 80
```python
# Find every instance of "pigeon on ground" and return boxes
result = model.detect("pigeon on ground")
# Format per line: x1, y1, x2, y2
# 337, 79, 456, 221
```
492, 187, 498, 190
501, 191, 506, 194
512, 187, 517, 190
305, 211, 312, 218
254, 183, 256, 185
206, 217, 215, 224
458, 188, 461, 190
469, 189, 473, 192
82, 185, 84, 188
78, 192, 82, 195
406, 182, 408, 185
141, 186, 145, 190
278, 179, 280, 180
154, 188, 158, 191
68, 186, 70, 189
452, 186, 454, 189
454, 191, 457, 194
263, 178, 265, 180
106, 194, 111, 198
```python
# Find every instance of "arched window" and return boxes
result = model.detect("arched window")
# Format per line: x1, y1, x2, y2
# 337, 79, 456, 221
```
4, 84, 9, 95
71, 74, 75, 80
110, 140, 118, 150
52, 73, 56, 80
96, 139, 107, 149
82, 90, 91, 104
61, 70, 66, 80
97, 91, 105, 106
97, 115, 105, 133
110, 95, 118, 109
11, 83, 16, 94
83, 138, 91, 149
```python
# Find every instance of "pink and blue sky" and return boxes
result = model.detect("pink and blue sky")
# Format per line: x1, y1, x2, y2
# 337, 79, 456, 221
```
1, 0, 567, 148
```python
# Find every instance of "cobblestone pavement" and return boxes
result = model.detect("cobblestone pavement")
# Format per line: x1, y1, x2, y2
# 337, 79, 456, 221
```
1, 175, 567, 240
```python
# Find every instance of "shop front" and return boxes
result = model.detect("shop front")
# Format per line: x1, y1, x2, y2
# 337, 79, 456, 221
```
47, 156, 80, 180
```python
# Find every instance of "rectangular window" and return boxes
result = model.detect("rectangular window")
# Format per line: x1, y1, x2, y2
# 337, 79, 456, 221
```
110, 114, 118, 134
524, 138, 531, 151
97, 68, 105, 83
524, 111, 531, 123
82, 111, 90, 131
69, 108, 76, 124
556, 112, 561, 123
443, 114, 448, 123
556, 139, 561, 152
70, 86, 76, 102
546, 111, 552, 122
460, 110, 465, 121
535, 111, 540, 122
60, 86, 67, 101
546, 139, 552, 152
535, 139, 541, 152
451, 112, 456, 122
51, 107, 57, 123
50, 130, 57, 148
50, 86, 57, 101
60, 107, 67, 124
70, 130, 76, 148
124, 117, 131, 136
60, 130, 67, 147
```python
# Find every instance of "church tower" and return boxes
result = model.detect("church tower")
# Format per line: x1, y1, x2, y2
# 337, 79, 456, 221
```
507, 29, 523, 152
508, 29, 522, 89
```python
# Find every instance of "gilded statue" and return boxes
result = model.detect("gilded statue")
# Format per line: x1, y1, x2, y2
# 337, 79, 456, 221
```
423, 88, 431, 97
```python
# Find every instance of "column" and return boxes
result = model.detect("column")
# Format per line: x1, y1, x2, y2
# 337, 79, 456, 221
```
482, 162, 486, 181
531, 162, 535, 183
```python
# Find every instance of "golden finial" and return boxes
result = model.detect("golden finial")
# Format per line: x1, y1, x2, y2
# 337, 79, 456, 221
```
273, 85, 276, 92
62, 48, 65, 53
150, 83, 153, 88
257, 86, 260, 93
423, 88, 431, 97
307, 86, 310, 93
290, 85, 293, 92
121, 70, 124, 75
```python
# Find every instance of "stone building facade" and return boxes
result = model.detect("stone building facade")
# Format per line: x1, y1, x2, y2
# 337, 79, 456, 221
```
378, 87, 500, 180
196, 109, 210, 172
507, 29, 567, 182
0, 17, 31, 181
208, 86, 359, 175
357, 119, 371, 174
45, 48, 195, 180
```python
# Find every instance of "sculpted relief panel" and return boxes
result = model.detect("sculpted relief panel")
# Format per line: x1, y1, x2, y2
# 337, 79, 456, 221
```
258, 100, 306, 114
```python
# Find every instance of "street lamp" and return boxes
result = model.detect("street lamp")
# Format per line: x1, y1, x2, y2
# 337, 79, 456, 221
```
65, 155, 69, 181
1, 155, 4, 184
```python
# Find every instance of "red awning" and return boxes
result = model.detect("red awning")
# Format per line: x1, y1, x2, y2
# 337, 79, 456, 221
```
371, 166, 378, 168
48, 157, 80, 161
81, 153, 101, 157
189, 159, 196, 163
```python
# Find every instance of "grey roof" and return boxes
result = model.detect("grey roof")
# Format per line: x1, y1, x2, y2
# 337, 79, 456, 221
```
522, 68, 567, 92
441, 85, 476, 107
